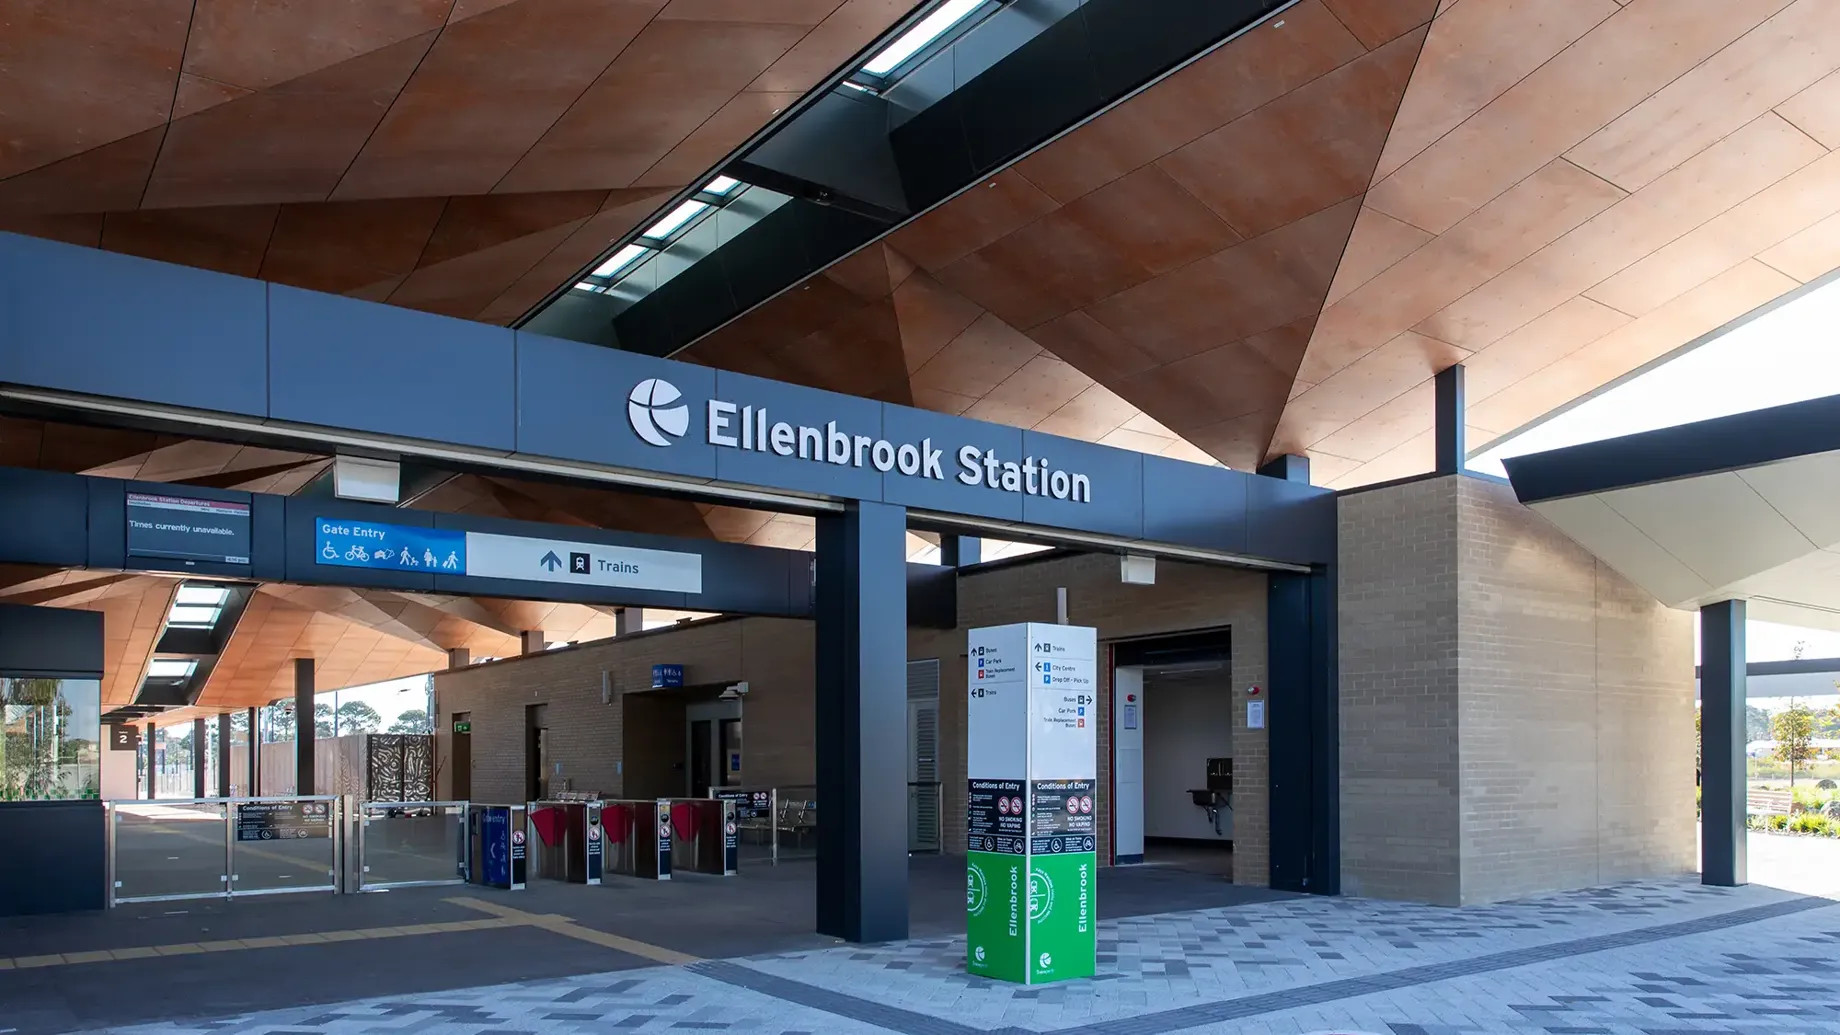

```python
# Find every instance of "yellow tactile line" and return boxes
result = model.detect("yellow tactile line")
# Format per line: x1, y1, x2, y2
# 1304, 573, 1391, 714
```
444, 895, 701, 966
0, 916, 518, 971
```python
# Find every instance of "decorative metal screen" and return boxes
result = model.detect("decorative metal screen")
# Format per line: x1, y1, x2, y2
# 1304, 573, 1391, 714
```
365, 734, 435, 802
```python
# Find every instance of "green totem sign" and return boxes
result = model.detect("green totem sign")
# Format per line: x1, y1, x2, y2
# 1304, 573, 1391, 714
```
966, 623, 1097, 984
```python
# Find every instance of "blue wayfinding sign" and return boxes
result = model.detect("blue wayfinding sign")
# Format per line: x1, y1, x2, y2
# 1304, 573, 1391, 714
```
652, 664, 684, 688
317, 518, 465, 573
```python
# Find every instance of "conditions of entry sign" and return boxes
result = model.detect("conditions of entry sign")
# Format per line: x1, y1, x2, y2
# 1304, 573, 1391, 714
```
966, 622, 1097, 985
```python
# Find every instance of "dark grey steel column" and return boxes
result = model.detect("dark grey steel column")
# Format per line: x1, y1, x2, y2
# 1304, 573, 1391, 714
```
192, 717, 207, 799
616, 608, 643, 635
939, 535, 980, 567
1435, 364, 1467, 475
217, 712, 232, 797
246, 707, 259, 797
815, 500, 909, 943
1256, 454, 1311, 483
295, 658, 316, 796
1701, 600, 1746, 886
146, 722, 158, 799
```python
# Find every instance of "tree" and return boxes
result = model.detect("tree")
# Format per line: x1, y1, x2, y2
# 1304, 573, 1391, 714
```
314, 702, 334, 740
268, 704, 296, 742
1773, 699, 1818, 786
335, 701, 382, 735
389, 708, 432, 734
1747, 705, 1773, 744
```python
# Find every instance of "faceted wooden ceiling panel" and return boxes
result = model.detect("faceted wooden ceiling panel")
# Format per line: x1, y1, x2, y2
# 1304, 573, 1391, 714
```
1276, 0, 1840, 487
0, 0, 918, 323
681, 0, 1840, 487
682, 243, 1222, 464
0, 571, 174, 708
680, 0, 1433, 469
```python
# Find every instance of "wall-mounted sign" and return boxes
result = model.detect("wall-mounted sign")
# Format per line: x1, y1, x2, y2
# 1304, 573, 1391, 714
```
314, 517, 702, 593
1247, 701, 1266, 730
127, 493, 251, 567
109, 725, 141, 751
652, 664, 684, 689
453, 720, 472, 734
629, 378, 1096, 503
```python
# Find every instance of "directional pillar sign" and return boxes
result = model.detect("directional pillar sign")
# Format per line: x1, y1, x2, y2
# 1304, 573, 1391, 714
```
314, 517, 702, 593
967, 623, 1097, 985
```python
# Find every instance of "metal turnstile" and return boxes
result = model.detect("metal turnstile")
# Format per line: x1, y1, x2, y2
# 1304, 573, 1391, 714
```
601, 799, 674, 880
527, 799, 604, 885
465, 803, 527, 890
663, 798, 738, 876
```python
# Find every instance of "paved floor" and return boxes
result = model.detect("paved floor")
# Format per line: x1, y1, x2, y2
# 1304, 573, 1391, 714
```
10, 835, 1840, 1035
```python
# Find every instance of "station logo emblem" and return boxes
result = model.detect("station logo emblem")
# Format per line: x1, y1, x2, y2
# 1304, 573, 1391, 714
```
628, 378, 690, 447
966, 865, 988, 915
1028, 870, 1054, 922
1039, 952, 1053, 969
973, 945, 987, 963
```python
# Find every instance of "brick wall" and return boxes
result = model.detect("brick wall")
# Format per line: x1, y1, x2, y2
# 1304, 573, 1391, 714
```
1338, 476, 1463, 904
1455, 477, 1695, 901
436, 553, 1274, 884
432, 617, 814, 803
1337, 475, 1694, 906
913, 553, 1271, 886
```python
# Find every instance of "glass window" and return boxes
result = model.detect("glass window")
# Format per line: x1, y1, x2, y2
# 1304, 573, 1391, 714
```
1, 677, 102, 801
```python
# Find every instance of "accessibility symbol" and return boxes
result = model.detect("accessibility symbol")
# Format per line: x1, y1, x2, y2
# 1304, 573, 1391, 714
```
322, 543, 337, 560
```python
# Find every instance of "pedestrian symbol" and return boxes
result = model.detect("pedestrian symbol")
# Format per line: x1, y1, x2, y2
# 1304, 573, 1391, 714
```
442, 552, 460, 570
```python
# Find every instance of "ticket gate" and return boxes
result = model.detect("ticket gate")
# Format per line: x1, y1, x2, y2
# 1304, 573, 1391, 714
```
527, 800, 604, 885
465, 804, 527, 890
664, 798, 739, 877
600, 799, 674, 880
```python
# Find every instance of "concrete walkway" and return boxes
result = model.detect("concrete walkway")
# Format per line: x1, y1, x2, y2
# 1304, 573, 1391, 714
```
16, 838, 1840, 1034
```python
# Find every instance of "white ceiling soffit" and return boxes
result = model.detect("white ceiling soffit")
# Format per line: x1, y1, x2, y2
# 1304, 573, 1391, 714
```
1528, 448, 1840, 624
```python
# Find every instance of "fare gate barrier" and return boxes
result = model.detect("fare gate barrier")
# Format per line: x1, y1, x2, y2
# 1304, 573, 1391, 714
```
526, 800, 604, 885
354, 801, 469, 892
599, 799, 674, 879
664, 798, 739, 877
466, 803, 528, 890
106, 796, 341, 906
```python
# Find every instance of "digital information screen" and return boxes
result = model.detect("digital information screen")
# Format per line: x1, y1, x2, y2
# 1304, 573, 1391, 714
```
126, 493, 252, 566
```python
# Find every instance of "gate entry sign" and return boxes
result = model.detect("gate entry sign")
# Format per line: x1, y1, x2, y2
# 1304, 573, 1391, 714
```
966, 622, 1097, 985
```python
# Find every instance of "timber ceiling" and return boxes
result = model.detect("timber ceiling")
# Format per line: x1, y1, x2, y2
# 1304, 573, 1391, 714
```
0, 0, 918, 320
680, 0, 1840, 486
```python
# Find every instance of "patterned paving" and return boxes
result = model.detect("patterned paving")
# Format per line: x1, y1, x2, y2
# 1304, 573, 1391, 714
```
89, 877, 1840, 1035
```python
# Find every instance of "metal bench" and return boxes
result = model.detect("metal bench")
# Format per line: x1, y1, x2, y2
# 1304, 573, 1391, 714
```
1748, 790, 1794, 816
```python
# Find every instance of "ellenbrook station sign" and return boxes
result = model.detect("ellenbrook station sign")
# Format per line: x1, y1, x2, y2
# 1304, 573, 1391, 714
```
629, 378, 1095, 503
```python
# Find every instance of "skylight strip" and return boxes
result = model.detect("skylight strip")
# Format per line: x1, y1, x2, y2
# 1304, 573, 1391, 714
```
862, 0, 984, 75
642, 199, 710, 241
592, 243, 649, 278
704, 175, 742, 196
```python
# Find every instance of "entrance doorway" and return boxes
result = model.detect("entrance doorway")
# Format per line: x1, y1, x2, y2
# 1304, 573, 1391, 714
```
526, 704, 548, 801
1112, 632, 1233, 879
451, 713, 472, 801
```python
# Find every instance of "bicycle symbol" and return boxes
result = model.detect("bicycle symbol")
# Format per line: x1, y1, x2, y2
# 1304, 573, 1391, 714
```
344, 544, 369, 561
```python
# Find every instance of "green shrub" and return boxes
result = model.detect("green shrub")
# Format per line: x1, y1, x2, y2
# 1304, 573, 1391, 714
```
1788, 813, 1838, 836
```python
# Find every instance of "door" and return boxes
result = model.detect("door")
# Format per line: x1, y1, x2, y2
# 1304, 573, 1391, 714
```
525, 704, 548, 802
718, 719, 742, 787
1113, 666, 1145, 862
689, 719, 712, 798
907, 659, 940, 852
451, 717, 472, 801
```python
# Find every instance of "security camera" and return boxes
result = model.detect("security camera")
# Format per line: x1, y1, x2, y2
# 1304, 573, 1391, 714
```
721, 681, 751, 700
